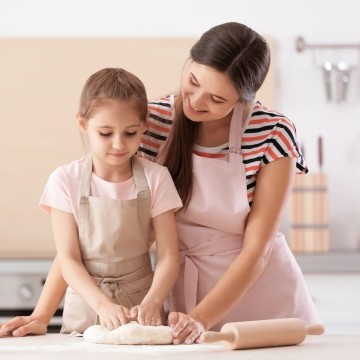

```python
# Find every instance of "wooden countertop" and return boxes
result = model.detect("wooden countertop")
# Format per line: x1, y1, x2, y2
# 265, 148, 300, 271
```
1, 334, 359, 359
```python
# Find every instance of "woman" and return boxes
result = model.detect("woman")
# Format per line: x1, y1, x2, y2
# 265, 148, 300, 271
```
0, 22, 322, 344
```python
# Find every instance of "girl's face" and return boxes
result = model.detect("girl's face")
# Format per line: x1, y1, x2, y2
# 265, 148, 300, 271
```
181, 61, 239, 123
79, 99, 145, 172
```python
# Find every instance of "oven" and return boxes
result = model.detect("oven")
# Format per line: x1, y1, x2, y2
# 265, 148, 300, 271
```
0, 260, 63, 333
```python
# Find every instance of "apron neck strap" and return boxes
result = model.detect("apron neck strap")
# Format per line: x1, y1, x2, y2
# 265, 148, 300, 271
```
228, 100, 255, 153
131, 156, 150, 196
80, 153, 149, 197
80, 153, 93, 197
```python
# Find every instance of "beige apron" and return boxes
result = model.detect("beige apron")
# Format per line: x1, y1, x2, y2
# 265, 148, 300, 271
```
169, 102, 321, 330
61, 154, 154, 333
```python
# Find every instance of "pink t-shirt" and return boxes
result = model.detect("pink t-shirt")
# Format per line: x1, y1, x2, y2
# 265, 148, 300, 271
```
40, 156, 182, 222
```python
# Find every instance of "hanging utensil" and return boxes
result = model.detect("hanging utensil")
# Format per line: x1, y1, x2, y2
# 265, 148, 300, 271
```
322, 61, 333, 102
318, 136, 323, 172
336, 61, 350, 102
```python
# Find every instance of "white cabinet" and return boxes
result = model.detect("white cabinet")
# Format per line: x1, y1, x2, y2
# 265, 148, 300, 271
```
304, 273, 360, 334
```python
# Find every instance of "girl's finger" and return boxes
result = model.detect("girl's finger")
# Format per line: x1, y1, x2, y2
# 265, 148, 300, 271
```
168, 312, 179, 328
129, 306, 139, 320
118, 309, 129, 326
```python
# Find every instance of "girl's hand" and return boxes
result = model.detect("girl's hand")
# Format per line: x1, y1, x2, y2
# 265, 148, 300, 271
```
97, 302, 131, 330
130, 301, 162, 326
0, 316, 47, 337
168, 312, 205, 344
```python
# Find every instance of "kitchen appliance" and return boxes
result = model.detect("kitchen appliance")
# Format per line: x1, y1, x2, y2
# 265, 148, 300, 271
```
201, 318, 324, 350
0, 259, 63, 333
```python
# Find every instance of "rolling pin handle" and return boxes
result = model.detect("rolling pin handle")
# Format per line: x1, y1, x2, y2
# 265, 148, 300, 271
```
305, 323, 325, 335
201, 331, 235, 344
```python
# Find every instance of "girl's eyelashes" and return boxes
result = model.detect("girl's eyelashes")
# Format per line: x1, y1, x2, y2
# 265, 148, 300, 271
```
98, 132, 137, 137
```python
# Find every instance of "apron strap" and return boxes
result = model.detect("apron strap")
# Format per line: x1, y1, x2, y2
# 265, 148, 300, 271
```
131, 156, 150, 198
228, 100, 256, 162
91, 253, 154, 309
179, 234, 243, 260
79, 154, 150, 198
80, 153, 93, 197
179, 235, 244, 313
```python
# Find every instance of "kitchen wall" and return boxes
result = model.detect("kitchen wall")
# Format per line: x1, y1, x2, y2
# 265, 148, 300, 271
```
1, 0, 360, 251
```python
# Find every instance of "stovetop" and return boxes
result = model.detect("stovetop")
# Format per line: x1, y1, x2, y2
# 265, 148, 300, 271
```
0, 259, 63, 332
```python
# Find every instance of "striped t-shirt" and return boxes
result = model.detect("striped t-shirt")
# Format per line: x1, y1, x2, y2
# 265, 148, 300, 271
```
138, 94, 307, 206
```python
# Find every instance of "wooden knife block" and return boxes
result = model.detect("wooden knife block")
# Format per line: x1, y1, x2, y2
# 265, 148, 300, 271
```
289, 173, 329, 253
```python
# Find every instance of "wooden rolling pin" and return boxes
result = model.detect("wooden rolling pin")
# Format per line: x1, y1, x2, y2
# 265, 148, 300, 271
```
201, 318, 324, 350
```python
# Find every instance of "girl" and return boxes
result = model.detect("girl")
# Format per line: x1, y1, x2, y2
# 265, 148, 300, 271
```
30, 68, 181, 333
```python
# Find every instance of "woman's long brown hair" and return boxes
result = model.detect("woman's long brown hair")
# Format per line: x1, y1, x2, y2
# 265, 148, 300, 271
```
161, 96, 199, 208
162, 22, 270, 208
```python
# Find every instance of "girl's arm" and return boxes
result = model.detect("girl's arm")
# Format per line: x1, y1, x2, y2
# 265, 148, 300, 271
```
170, 157, 296, 342
50, 209, 130, 329
131, 209, 179, 325
0, 256, 67, 337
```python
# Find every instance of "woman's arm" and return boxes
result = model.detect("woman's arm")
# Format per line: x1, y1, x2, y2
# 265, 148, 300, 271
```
0, 256, 67, 337
50, 209, 130, 330
131, 210, 179, 325
170, 157, 296, 342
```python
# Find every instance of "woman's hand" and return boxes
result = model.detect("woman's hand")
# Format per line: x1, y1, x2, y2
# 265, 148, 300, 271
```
168, 312, 205, 344
0, 315, 48, 337
97, 302, 131, 330
130, 301, 163, 326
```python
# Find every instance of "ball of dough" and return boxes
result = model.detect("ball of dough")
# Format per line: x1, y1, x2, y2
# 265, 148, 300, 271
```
83, 322, 173, 345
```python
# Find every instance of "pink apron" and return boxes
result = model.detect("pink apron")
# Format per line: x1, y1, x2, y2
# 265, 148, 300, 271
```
61, 155, 154, 334
169, 102, 321, 331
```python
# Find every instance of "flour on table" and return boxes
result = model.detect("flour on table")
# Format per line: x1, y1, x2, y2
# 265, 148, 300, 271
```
83, 322, 173, 345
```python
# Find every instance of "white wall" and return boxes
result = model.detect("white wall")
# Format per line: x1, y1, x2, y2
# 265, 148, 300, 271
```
1, 0, 360, 250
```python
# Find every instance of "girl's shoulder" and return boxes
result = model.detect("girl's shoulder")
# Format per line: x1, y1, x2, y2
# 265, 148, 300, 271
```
47, 157, 86, 183
136, 156, 169, 177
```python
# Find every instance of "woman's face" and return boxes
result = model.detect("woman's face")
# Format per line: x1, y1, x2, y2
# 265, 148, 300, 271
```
181, 61, 239, 123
